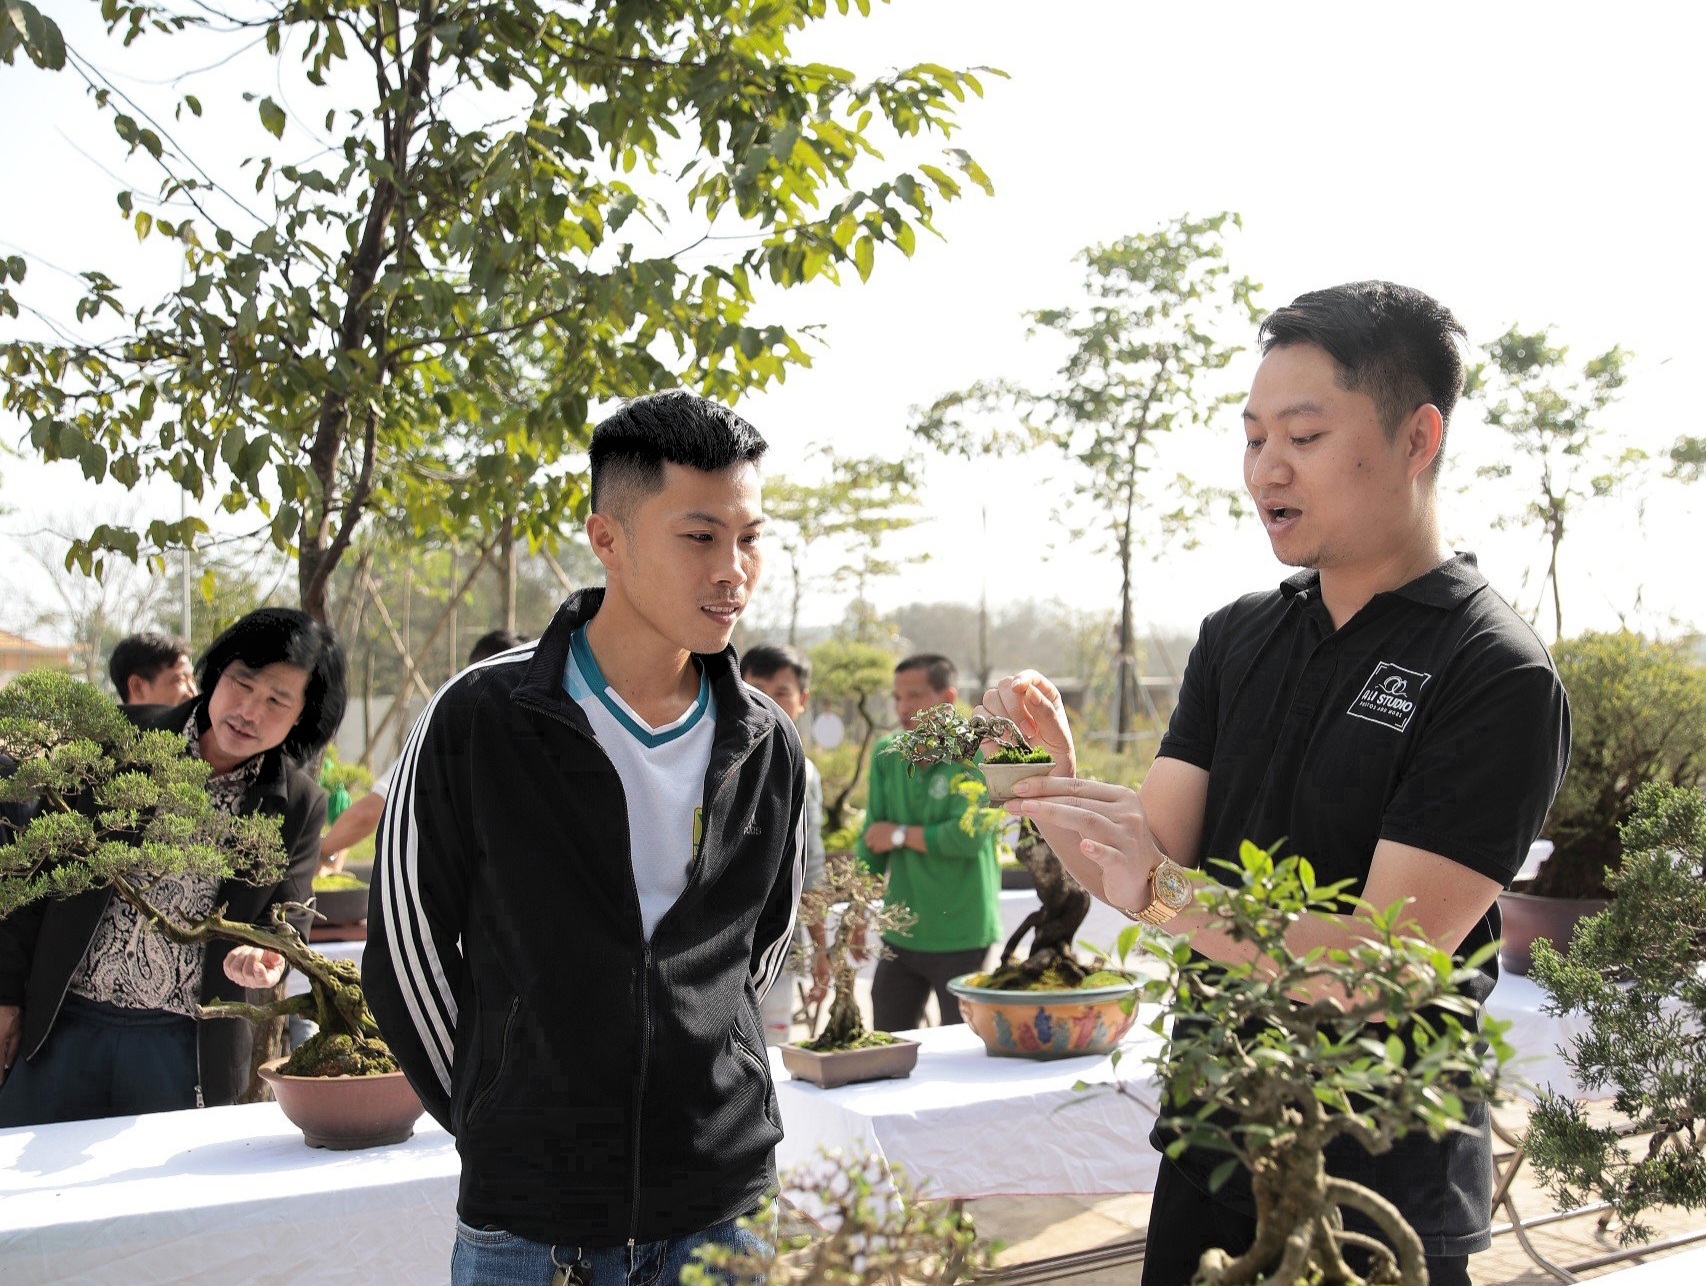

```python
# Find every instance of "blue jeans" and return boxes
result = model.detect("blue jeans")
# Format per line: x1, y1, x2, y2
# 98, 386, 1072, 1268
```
450, 1213, 768, 1286
0, 994, 198, 1128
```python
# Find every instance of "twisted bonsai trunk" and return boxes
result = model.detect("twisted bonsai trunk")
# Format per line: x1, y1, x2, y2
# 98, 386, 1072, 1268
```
116, 877, 396, 1077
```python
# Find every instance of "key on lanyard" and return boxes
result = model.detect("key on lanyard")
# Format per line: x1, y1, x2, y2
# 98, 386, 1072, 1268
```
552, 1260, 589, 1286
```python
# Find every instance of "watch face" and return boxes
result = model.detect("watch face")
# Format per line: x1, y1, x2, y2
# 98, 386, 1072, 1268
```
1154, 863, 1193, 909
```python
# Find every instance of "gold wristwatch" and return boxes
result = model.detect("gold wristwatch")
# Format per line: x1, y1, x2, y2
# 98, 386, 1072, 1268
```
1131, 857, 1194, 926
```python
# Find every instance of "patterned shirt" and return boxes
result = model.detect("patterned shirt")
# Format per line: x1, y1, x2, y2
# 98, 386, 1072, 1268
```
67, 725, 264, 1016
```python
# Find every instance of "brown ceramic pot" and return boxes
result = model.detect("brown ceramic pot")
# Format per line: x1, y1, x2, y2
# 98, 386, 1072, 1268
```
779, 1037, 920, 1089
1496, 891, 1610, 976
259, 1059, 424, 1150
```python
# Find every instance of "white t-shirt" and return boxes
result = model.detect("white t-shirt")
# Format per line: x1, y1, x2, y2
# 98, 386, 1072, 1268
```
563, 627, 715, 941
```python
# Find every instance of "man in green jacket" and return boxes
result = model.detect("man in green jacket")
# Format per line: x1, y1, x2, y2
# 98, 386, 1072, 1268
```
858, 654, 1001, 1030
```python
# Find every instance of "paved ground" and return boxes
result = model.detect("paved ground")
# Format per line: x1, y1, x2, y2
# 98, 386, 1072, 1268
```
967, 1099, 1706, 1284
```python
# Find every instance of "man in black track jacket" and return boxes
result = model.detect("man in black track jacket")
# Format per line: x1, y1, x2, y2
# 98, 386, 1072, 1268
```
365, 390, 806, 1286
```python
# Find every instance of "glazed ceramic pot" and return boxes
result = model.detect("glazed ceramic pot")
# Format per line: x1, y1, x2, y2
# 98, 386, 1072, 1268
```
259, 1059, 424, 1149
979, 761, 1055, 804
947, 974, 1140, 1060
779, 1037, 920, 1089
1496, 891, 1610, 975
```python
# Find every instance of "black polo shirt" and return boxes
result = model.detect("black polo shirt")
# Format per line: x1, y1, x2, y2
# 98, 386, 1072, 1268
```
1152, 552, 1570, 1256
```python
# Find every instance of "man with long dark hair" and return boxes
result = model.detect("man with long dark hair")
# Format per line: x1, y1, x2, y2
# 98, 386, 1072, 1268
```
984, 282, 1571, 1285
0, 608, 347, 1125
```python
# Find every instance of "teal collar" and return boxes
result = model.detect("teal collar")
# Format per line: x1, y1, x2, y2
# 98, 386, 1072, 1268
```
566, 626, 711, 748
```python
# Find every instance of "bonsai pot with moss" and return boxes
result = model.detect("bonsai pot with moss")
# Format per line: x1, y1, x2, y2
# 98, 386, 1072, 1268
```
887, 708, 1141, 1059
778, 854, 919, 1089
0, 670, 421, 1150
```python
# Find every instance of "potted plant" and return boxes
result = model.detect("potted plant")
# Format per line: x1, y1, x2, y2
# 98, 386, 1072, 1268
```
779, 853, 921, 1089
1144, 841, 1511, 1285
1524, 781, 1706, 1246
884, 701, 1054, 803
0, 671, 419, 1149
886, 704, 1141, 1060
682, 1146, 993, 1285
1500, 630, 1706, 973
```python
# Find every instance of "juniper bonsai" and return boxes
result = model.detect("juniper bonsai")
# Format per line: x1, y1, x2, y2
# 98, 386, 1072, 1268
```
1147, 841, 1511, 1285
1523, 781, 1706, 1245
0, 669, 393, 1077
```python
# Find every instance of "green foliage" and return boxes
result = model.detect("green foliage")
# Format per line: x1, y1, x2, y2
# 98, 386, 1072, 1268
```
0, 0, 64, 70
1525, 783, 1706, 1245
1466, 327, 1639, 639
808, 637, 897, 832
1146, 841, 1509, 1284
913, 212, 1258, 749
682, 1147, 993, 1285
884, 701, 1030, 768
0, 669, 391, 1076
0, 670, 287, 919
5, 1, 997, 619
1532, 631, 1706, 898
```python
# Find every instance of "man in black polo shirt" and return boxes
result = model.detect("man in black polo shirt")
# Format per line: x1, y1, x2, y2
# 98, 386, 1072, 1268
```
983, 281, 1570, 1286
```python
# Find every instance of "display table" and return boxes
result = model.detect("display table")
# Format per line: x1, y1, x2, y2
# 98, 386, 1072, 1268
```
0, 1103, 457, 1285
773, 1013, 1166, 1201
0, 967, 1633, 1286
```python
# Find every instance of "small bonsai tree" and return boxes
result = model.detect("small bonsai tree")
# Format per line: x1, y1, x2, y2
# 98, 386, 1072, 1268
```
682, 1147, 994, 1285
1148, 841, 1511, 1285
0, 669, 393, 1077
794, 853, 916, 1050
885, 702, 1048, 769
1524, 781, 1706, 1245
889, 703, 1114, 992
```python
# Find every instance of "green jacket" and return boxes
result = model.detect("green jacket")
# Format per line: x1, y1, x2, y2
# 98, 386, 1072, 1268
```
856, 735, 1000, 953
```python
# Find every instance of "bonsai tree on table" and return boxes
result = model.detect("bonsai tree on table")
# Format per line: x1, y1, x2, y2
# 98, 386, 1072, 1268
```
795, 853, 915, 1052
0, 670, 393, 1078
889, 703, 1109, 991
1523, 781, 1706, 1245
1145, 841, 1511, 1285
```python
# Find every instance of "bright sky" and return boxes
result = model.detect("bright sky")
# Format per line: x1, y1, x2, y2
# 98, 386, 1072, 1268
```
3, 1, 1702, 644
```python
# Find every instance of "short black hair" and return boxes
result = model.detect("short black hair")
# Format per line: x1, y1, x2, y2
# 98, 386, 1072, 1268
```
589, 389, 768, 522
109, 632, 190, 701
1258, 281, 1468, 455
467, 629, 525, 665
740, 642, 811, 687
896, 653, 956, 692
196, 608, 347, 763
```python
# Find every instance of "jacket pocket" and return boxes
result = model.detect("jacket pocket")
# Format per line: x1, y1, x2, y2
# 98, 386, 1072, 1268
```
465, 995, 521, 1128
731, 1004, 780, 1130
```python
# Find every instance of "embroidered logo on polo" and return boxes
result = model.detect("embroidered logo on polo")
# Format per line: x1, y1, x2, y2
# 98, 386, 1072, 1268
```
1347, 662, 1432, 732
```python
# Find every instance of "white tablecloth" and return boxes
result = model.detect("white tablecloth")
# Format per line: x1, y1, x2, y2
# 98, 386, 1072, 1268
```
0, 955, 1596, 1284
773, 1015, 1167, 1201
0, 1102, 457, 1285
1485, 970, 1601, 1102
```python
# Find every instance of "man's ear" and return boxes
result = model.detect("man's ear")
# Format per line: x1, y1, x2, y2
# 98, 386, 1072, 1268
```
940, 686, 958, 706
125, 675, 145, 703
585, 512, 623, 573
1404, 404, 1445, 481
